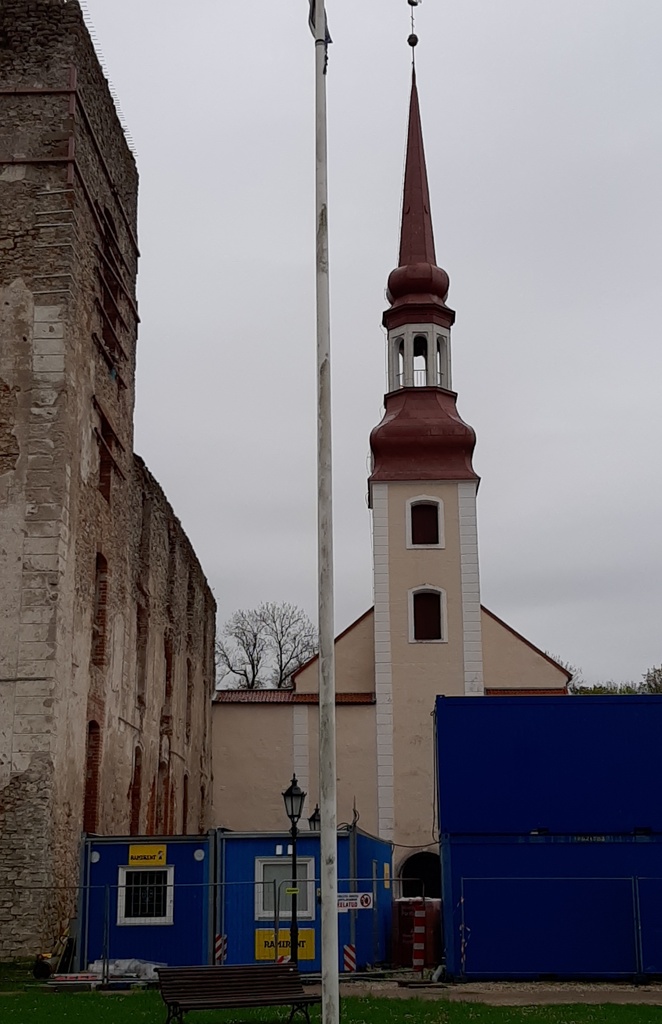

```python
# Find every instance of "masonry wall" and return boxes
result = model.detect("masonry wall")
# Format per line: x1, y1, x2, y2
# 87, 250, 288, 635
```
0, 0, 215, 956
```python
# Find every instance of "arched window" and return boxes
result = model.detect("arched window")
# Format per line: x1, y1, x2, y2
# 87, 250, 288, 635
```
413, 334, 427, 386
129, 747, 143, 836
410, 587, 447, 642
185, 658, 194, 744
91, 554, 108, 666
395, 337, 405, 388
411, 502, 439, 546
182, 774, 190, 834
164, 632, 174, 706
406, 497, 444, 549
83, 721, 101, 833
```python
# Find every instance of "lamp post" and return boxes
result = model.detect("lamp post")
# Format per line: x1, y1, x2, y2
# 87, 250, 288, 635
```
282, 774, 306, 966
308, 804, 321, 832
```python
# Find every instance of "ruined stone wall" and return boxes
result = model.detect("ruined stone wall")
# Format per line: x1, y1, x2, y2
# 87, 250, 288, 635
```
0, 0, 215, 957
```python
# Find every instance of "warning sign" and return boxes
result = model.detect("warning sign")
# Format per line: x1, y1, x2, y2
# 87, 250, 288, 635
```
128, 844, 166, 866
254, 929, 315, 961
337, 892, 373, 912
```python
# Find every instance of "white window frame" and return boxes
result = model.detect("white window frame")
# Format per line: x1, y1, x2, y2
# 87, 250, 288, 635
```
117, 865, 175, 926
254, 856, 316, 921
408, 586, 448, 644
406, 497, 445, 550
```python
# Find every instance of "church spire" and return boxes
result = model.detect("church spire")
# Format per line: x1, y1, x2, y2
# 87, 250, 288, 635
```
384, 69, 453, 331
398, 69, 436, 268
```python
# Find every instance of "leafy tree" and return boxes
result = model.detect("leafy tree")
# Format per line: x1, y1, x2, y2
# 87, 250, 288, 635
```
642, 665, 662, 694
216, 602, 317, 690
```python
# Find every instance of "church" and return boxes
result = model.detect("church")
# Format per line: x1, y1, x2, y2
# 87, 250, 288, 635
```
212, 68, 570, 890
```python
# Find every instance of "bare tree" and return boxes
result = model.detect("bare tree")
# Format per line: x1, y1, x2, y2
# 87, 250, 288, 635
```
260, 602, 318, 688
216, 608, 268, 689
216, 602, 317, 690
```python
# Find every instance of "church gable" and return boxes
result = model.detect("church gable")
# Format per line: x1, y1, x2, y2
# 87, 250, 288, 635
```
481, 607, 570, 693
293, 608, 375, 695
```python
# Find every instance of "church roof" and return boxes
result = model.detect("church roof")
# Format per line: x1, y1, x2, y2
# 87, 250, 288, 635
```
214, 690, 375, 704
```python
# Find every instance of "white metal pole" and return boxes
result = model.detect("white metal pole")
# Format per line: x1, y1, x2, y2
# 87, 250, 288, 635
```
313, 4, 339, 1023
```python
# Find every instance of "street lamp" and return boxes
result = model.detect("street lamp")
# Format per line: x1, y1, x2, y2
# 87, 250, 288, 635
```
308, 804, 321, 832
282, 774, 306, 966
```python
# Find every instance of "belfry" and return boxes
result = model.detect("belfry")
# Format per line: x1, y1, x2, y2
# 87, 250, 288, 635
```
368, 67, 484, 842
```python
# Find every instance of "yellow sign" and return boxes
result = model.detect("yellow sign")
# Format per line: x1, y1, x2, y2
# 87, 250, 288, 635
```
254, 929, 315, 961
384, 863, 391, 890
128, 844, 167, 866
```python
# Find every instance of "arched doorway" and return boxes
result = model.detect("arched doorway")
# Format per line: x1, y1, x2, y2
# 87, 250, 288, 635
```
400, 851, 441, 898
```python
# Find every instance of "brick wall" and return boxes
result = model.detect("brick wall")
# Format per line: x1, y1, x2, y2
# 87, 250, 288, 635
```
0, 0, 216, 956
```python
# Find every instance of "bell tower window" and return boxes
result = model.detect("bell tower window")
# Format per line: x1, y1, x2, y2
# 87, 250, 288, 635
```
413, 334, 427, 386
406, 497, 444, 549
409, 587, 447, 643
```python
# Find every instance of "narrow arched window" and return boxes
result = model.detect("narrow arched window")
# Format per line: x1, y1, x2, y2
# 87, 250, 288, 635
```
413, 334, 427, 386
411, 502, 439, 546
182, 774, 190, 834
91, 554, 108, 666
396, 338, 405, 388
83, 721, 101, 833
407, 497, 444, 549
410, 588, 446, 642
129, 747, 142, 836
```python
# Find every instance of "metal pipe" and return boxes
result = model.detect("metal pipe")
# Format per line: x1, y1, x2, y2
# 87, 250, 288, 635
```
313, 3, 339, 1022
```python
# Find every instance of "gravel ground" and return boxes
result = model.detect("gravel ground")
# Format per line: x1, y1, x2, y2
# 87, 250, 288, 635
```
331, 979, 662, 1006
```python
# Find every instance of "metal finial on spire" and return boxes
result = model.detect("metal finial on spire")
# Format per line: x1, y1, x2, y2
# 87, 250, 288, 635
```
407, 0, 420, 50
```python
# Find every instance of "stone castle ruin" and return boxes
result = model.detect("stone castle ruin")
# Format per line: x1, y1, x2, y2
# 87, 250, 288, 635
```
0, 0, 215, 956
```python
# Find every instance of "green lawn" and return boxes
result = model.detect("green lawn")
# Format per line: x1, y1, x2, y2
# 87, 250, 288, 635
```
0, 993, 660, 1024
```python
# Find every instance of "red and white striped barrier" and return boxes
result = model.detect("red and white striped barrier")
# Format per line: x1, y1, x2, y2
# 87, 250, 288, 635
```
343, 944, 356, 972
412, 909, 426, 969
215, 934, 227, 964
277, 954, 291, 964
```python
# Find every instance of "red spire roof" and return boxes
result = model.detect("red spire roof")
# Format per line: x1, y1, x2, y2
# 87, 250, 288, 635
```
384, 68, 453, 330
398, 69, 436, 267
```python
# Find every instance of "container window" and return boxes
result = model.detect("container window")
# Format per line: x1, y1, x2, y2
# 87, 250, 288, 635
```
117, 865, 174, 926
254, 857, 315, 921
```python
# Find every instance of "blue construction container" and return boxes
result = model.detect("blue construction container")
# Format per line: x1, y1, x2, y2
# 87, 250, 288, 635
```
435, 695, 662, 979
216, 828, 392, 973
77, 828, 391, 973
436, 694, 662, 836
78, 834, 215, 969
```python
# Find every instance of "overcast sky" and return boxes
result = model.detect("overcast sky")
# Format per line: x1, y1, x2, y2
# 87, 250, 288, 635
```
82, 0, 662, 686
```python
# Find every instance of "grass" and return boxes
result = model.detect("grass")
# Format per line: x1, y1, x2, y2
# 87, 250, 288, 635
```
0, 993, 660, 1024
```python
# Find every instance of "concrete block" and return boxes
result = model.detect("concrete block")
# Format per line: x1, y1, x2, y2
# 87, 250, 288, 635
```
33, 322, 64, 339
32, 354, 65, 374
33, 306, 62, 323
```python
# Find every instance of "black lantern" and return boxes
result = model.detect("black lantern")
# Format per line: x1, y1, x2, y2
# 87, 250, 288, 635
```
282, 775, 306, 825
308, 804, 321, 832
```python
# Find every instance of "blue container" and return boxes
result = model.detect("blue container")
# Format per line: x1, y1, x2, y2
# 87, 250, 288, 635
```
436, 695, 662, 835
441, 833, 662, 978
216, 828, 392, 973
435, 695, 662, 979
78, 834, 215, 969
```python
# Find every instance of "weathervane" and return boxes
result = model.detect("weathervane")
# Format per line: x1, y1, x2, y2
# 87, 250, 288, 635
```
407, 0, 421, 57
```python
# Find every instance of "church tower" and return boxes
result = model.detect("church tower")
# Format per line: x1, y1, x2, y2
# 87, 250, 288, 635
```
368, 70, 484, 844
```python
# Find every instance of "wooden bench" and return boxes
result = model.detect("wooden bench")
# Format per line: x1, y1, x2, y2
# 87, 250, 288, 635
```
156, 964, 322, 1024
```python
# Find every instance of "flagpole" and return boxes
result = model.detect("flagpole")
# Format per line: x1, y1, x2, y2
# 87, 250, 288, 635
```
313, 2, 339, 1023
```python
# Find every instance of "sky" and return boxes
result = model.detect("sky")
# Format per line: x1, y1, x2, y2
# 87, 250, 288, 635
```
81, 0, 662, 686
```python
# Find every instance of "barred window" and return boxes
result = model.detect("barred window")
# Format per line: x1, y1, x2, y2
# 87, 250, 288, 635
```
117, 866, 174, 926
